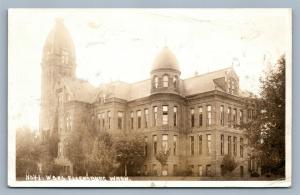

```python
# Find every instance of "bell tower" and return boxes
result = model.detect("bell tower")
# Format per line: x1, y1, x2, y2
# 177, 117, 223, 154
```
39, 19, 76, 134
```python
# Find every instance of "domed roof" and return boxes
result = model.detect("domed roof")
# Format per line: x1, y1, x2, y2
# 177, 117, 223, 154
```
152, 47, 180, 72
43, 18, 75, 57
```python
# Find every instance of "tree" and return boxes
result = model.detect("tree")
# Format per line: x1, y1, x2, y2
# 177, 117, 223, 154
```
86, 132, 116, 177
155, 149, 170, 176
221, 155, 237, 176
114, 133, 145, 176
243, 55, 285, 176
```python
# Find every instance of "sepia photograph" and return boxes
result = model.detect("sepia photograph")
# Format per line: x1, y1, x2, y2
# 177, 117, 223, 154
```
7, 8, 292, 187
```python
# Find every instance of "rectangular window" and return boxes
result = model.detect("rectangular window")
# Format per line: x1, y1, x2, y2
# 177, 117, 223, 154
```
233, 108, 237, 127
239, 110, 243, 125
207, 105, 212, 127
162, 134, 168, 153
198, 135, 202, 155
206, 165, 211, 176
117, 111, 123, 129
220, 105, 224, 126
198, 165, 203, 176
153, 135, 157, 155
199, 107, 203, 127
130, 111, 134, 129
221, 134, 224, 155
97, 113, 101, 130
248, 109, 253, 121
190, 136, 195, 156
190, 108, 195, 127
173, 106, 177, 126
107, 111, 111, 129
66, 113, 72, 130
162, 105, 168, 125
144, 136, 148, 157
144, 109, 149, 128
228, 107, 232, 127
207, 134, 211, 155
174, 164, 178, 176
228, 136, 232, 155
137, 110, 142, 128
173, 135, 178, 156
233, 136, 237, 156
153, 106, 158, 126
240, 138, 244, 157
101, 113, 105, 129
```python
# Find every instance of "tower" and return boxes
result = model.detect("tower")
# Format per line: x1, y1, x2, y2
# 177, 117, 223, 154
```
39, 19, 76, 135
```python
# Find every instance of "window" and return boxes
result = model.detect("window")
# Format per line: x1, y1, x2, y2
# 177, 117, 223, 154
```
153, 106, 158, 126
144, 137, 148, 157
233, 108, 237, 127
206, 165, 211, 176
207, 134, 211, 155
107, 111, 111, 129
173, 135, 178, 156
240, 166, 244, 177
228, 136, 232, 155
163, 75, 169, 87
233, 137, 237, 156
162, 134, 168, 153
130, 111, 134, 129
199, 107, 203, 127
137, 110, 142, 128
173, 106, 177, 126
207, 105, 212, 127
198, 135, 202, 155
248, 109, 253, 121
173, 76, 178, 88
97, 113, 101, 130
117, 111, 123, 129
240, 138, 244, 157
153, 135, 157, 155
162, 105, 168, 125
221, 165, 225, 176
101, 113, 105, 129
228, 107, 232, 127
66, 113, 72, 131
239, 110, 243, 124
174, 164, 178, 176
154, 76, 159, 88
221, 135, 224, 155
144, 109, 149, 128
190, 108, 195, 127
190, 136, 195, 156
220, 105, 224, 126
198, 165, 203, 176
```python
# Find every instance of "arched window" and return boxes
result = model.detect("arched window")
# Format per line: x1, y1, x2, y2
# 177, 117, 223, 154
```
163, 75, 169, 87
154, 76, 159, 88
173, 76, 178, 88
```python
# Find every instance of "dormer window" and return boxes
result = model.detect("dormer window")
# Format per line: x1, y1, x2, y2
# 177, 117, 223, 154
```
154, 76, 159, 88
163, 75, 169, 87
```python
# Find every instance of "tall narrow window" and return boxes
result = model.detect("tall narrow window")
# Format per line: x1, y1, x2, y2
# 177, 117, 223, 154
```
117, 111, 123, 129
163, 75, 169, 87
206, 165, 211, 176
228, 136, 232, 155
144, 109, 149, 128
173, 76, 178, 88
97, 113, 101, 130
173, 106, 177, 126
153, 106, 158, 126
240, 138, 244, 157
220, 105, 224, 126
221, 134, 224, 155
66, 113, 72, 131
190, 108, 195, 127
233, 108, 237, 127
153, 135, 157, 155
199, 107, 203, 127
207, 134, 211, 155
101, 113, 105, 129
162, 105, 168, 125
198, 135, 202, 155
137, 110, 142, 128
248, 109, 253, 121
190, 136, 195, 156
207, 105, 212, 127
162, 134, 168, 153
107, 111, 111, 129
198, 165, 203, 176
228, 107, 232, 127
239, 110, 243, 125
154, 76, 158, 88
233, 136, 237, 156
144, 137, 148, 157
173, 135, 178, 156
130, 111, 134, 129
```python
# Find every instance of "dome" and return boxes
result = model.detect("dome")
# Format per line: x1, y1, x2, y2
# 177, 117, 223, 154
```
151, 47, 180, 72
43, 18, 75, 58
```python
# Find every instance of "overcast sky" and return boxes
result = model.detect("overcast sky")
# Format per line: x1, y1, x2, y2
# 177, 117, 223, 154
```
8, 9, 291, 131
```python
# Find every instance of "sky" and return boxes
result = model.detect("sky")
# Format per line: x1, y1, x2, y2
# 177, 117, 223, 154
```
8, 9, 291, 131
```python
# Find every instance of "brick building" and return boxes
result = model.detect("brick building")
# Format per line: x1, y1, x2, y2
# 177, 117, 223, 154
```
40, 20, 256, 177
